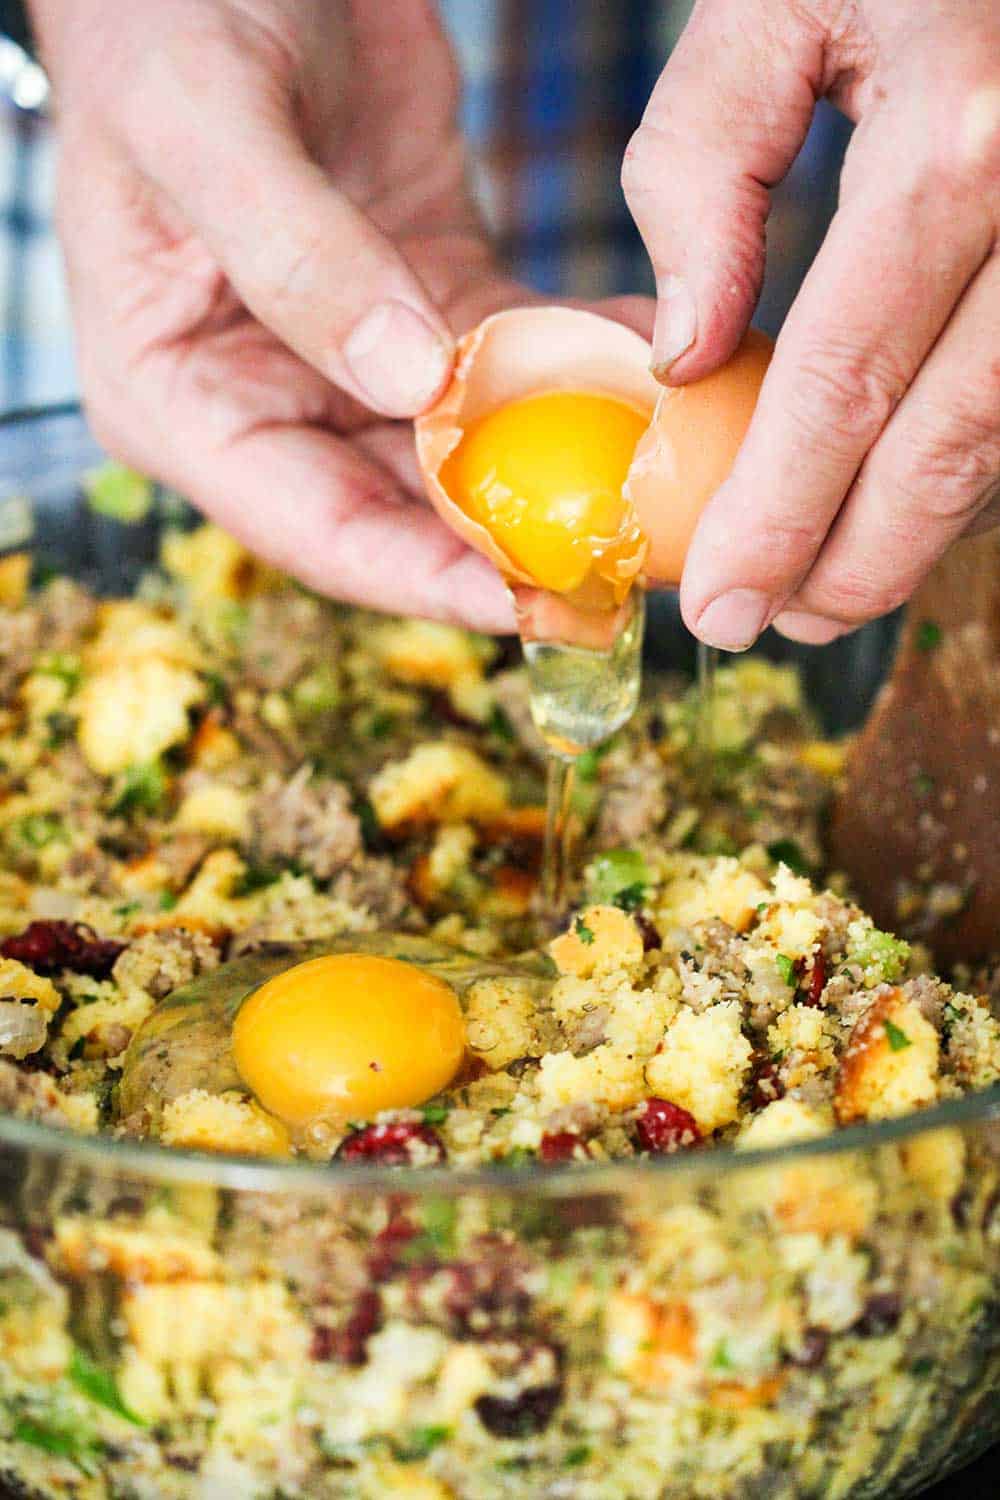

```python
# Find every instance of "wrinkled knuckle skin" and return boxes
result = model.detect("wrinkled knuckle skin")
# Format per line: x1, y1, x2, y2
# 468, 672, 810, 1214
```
621, 125, 666, 212
804, 563, 909, 629
893, 398, 1000, 526
784, 342, 907, 455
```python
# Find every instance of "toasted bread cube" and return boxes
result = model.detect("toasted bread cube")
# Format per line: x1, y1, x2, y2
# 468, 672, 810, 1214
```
645, 1001, 753, 1133
370, 743, 507, 831
549, 904, 644, 979
835, 990, 939, 1124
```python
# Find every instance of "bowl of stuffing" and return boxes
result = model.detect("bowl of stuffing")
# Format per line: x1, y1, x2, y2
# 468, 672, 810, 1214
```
0, 405, 997, 1500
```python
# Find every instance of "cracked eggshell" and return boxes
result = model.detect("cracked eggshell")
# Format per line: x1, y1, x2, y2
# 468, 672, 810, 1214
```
624, 329, 774, 586
415, 306, 660, 588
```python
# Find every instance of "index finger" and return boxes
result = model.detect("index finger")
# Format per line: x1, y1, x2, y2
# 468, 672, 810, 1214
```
679, 129, 993, 650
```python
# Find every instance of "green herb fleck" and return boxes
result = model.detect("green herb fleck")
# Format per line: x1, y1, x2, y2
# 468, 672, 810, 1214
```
775, 953, 797, 986
913, 771, 935, 797
487, 704, 515, 742
45, 710, 76, 747
587, 848, 650, 908
69, 1347, 145, 1426
500, 1146, 537, 1169
158, 890, 178, 911
231, 862, 285, 898
766, 838, 809, 876
421, 1103, 449, 1126
37, 650, 82, 692
9, 812, 66, 850
910, 1356, 935, 1376
574, 917, 595, 945
203, 670, 229, 707
111, 760, 167, 817
367, 709, 396, 740
113, 902, 140, 919
575, 738, 616, 783
564, 1444, 592, 1467
13, 1416, 99, 1473
915, 619, 942, 653
292, 667, 340, 717
884, 1018, 912, 1052
710, 1340, 735, 1371
394, 1425, 451, 1462
83, 462, 153, 524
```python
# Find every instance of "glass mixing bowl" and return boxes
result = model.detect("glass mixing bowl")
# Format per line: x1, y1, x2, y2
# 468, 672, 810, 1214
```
0, 405, 997, 1500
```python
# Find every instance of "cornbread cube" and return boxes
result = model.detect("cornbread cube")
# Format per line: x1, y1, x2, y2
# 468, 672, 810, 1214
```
369, 619, 490, 688
433, 1342, 494, 1421
656, 856, 766, 934
160, 1089, 291, 1158
536, 1045, 645, 1113
606, 1290, 696, 1390
736, 1096, 831, 1150
122, 1279, 307, 1365
796, 739, 848, 779
60, 987, 154, 1059
901, 1127, 966, 1202
370, 743, 508, 830
835, 991, 939, 1124
175, 782, 252, 840
85, 599, 203, 670
645, 1001, 753, 1132
76, 657, 205, 774
464, 977, 541, 1070
161, 523, 279, 603
549, 904, 644, 978
0, 551, 30, 606
54, 1218, 221, 1282
0, 957, 60, 1015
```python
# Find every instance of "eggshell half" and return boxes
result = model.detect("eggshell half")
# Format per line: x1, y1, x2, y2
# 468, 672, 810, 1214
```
415, 306, 660, 590
624, 329, 774, 586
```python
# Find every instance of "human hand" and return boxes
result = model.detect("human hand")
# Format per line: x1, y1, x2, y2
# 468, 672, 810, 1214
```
623, 0, 1000, 649
30, 0, 530, 628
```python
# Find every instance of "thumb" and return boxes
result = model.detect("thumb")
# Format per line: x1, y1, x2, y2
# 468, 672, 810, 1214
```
133, 52, 454, 419
622, 0, 822, 382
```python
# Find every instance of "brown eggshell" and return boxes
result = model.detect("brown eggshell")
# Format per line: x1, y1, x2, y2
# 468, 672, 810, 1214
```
625, 329, 774, 586
415, 306, 659, 588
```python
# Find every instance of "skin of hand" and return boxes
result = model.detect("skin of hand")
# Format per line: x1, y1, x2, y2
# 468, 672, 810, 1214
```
623, 0, 1000, 650
30, 0, 651, 631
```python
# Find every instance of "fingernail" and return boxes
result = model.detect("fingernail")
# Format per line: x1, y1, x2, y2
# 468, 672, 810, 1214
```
651, 274, 697, 376
344, 300, 453, 416
772, 609, 845, 646
694, 589, 771, 651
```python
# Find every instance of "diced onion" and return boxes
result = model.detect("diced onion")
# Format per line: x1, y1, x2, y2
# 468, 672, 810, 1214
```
0, 1000, 47, 1058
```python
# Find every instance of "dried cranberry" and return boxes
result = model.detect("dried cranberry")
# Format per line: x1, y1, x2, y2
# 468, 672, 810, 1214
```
336, 1121, 444, 1166
855, 1292, 902, 1337
805, 949, 827, 1007
439, 1247, 533, 1334
749, 1052, 785, 1111
313, 1289, 382, 1365
475, 1382, 562, 1438
634, 1098, 701, 1154
788, 1327, 829, 1368
635, 913, 662, 951
540, 1130, 585, 1164
368, 1212, 417, 1280
1, 920, 125, 979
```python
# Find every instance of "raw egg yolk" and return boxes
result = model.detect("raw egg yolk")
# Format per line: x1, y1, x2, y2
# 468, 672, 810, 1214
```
231, 954, 465, 1129
438, 390, 650, 597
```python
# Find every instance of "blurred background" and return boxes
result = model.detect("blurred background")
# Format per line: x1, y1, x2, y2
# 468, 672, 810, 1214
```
0, 0, 853, 411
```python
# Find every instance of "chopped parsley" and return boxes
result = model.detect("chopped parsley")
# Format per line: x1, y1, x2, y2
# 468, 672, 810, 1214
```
574, 917, 596, 945
13, 1415, 99, 1473
231, 861, 285, 898
775, 953, 797, 986
69, 1346, 144, 1426
487, 704, 515, 741
421, 1103, 449, 1125
394, 1425, 451, 1462
915, 619, 942, 653
158, 890, 179, 911
37, 650, 82, 692
367, 709, 396, 740
564, 1444, 592, 1467
710, 1340, 735, 1371
587, 848, 650, 908
8, 812, 66, 849
766, 838, 809, 876
913, 771, 935, 797
111, 760, 167, 817
884, 1018, 912, 1052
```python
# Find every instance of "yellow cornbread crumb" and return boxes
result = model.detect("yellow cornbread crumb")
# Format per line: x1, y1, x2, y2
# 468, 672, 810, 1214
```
835, 992, 939, 1124
76, 657, 205, 774
655, 856, 766, 934
645, 1001, 753, 1133
549, 904, 644, 978
370, 743, 507, 830
160, 1090, 291, 1158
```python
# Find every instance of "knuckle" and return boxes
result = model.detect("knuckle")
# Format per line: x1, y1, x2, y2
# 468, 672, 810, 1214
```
621, 124, 668, 208
892, 401, 1000, 524
784, 340, 907, 454
807, 564, 907, 627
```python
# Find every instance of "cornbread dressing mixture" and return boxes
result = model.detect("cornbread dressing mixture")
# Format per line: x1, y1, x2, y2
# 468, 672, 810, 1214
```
0, 526, 998, 1499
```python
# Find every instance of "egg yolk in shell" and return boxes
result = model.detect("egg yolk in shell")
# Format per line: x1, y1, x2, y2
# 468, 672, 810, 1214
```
438, 390, 650, 598
231, 953, 466, 1129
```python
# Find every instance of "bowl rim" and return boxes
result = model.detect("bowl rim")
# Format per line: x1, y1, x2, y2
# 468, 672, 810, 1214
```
1, 401, 998, 1196
3, 1085, 999, 1197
